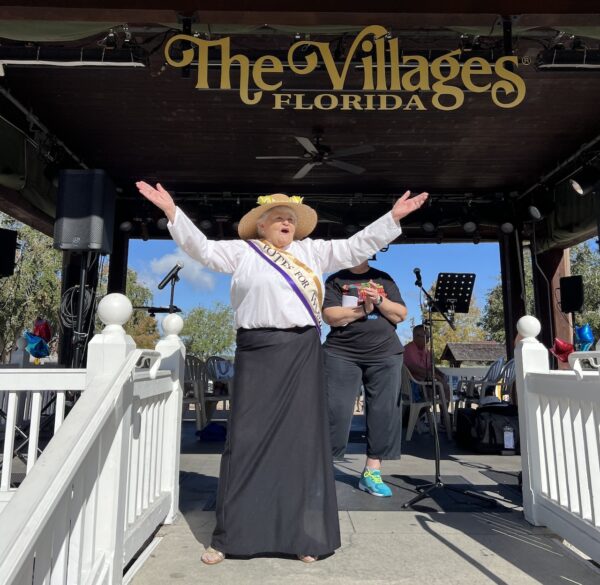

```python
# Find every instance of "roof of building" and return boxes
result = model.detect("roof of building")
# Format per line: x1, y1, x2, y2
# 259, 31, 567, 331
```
441, 342, 506, 364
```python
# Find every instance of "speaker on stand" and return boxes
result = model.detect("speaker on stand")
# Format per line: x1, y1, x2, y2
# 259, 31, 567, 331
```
53, 170, 116, 367
559, 275, 584, 347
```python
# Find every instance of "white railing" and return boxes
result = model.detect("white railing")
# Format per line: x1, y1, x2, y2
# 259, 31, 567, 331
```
0, 368, 86, 514
0, 294, 185, 585
515, 315, 600, 563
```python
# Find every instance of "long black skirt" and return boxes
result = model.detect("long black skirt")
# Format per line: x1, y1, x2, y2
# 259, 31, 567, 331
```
211, 326, 341, 557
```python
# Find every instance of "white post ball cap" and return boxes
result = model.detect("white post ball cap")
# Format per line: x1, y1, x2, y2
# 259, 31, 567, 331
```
162, 313, 184, 337
97, 293, 133, 327
517, 315, 541, 339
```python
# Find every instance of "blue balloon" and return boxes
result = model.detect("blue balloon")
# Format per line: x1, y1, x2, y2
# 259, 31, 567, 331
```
576, 323, 594, 344
23, 331, 50, 358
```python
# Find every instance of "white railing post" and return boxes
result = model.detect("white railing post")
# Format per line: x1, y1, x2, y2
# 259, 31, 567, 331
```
86, 293, 135, 583
155, 313, 185, 524
515, 315, 548, 526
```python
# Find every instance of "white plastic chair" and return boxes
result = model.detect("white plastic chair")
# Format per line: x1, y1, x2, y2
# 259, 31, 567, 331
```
401, 366, 432, 441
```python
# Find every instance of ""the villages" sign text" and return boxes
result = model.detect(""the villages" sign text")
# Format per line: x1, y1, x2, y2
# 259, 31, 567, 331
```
164, 25, 526, 111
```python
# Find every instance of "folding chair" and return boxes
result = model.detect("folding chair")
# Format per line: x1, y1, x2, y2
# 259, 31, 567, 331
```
401, 366, 433, 441
183, 354, 207, 431
456, 357, 506, 407
203, 356, 234, 428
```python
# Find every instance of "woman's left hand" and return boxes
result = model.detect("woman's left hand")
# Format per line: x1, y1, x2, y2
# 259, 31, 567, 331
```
391, 191, 428, 221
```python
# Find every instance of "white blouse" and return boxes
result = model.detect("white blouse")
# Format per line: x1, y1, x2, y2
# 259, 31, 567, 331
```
168, 207, 403, 329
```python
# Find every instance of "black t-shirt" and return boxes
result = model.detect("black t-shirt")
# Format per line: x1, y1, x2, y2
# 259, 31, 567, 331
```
322, 267, 405, 360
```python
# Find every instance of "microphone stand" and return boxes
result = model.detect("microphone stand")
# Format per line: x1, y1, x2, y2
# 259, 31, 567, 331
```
402, 276, 497, 509
168, 273, 180, 313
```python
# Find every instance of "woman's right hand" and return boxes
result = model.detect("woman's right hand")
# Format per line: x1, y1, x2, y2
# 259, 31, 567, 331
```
136, 181, 176, 223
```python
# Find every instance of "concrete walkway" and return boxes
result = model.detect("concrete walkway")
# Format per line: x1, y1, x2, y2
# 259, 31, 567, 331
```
130, 421, 599, 585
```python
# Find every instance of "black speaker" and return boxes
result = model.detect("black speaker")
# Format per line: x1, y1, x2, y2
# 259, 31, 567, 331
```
53, 169, 116, 254
0, 228, 18, 277
560, 275, 584, 313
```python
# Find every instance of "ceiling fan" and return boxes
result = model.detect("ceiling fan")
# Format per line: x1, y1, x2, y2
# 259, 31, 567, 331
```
256, 132, 375, 180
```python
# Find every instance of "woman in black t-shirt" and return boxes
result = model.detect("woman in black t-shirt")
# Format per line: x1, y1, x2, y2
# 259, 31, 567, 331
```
323, 258, 407, 497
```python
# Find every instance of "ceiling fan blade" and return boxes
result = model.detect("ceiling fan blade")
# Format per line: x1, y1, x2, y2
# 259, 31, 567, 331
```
326, 160, 366, 175
256, 156, 304, 159
294, 136, 319, 155
293, 162, 317, 180
333, 144, 375, 158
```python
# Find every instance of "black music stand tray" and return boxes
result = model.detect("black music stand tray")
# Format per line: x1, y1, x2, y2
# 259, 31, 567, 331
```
432, 273, 476, 316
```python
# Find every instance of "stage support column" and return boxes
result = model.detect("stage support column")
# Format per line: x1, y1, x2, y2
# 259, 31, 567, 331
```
532, 248, 572, 353
499, 231, 526, 359
107, 202, 130, 294
107, 230, 129, 294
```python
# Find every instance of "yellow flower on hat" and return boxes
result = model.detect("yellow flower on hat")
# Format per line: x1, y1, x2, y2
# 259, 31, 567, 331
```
239, 193, 317, 240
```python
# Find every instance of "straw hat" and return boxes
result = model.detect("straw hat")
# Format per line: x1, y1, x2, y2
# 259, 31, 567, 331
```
237, 194, 318, 240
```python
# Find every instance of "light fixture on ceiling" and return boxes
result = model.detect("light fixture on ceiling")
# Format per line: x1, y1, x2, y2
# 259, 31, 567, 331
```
157, 218, 169, 230
463, 220, 478, 234
460, 34, 481, 52
98, 29, 118, 49
569, 166, 600, 196
500, 222, 515, 234
422, 221, 436, 233
528, 205, 543, 221
199, 219, 213, 230
122, 24, 133, 47
119, 221, 133, 232
536, 48, 600, 70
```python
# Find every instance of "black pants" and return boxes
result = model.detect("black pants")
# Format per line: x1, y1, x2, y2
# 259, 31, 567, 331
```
324, 350, 403, 460
212, 327, 340, 556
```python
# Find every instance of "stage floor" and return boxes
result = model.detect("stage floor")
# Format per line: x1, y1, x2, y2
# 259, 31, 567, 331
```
129, 418, 599, 585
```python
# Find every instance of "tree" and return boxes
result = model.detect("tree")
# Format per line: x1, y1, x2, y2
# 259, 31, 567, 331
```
181, 303, 236, 359
0, 215, 62, 362
479, 282, 506, 343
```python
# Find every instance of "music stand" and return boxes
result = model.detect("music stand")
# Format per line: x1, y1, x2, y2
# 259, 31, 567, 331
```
403, 271, 497, 509
433, 273, 475, 316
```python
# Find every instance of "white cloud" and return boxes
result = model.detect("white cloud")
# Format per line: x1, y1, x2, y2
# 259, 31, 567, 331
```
149, 250, 216, 291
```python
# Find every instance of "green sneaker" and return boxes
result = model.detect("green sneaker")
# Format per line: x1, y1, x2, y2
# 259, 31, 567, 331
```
358, 469, 392, 497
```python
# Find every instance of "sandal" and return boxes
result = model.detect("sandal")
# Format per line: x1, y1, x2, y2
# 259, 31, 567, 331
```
297, 554, 319, 563
201, 547, 225, 565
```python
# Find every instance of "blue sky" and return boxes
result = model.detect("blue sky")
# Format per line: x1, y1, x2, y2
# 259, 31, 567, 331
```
128, 237, 501, 344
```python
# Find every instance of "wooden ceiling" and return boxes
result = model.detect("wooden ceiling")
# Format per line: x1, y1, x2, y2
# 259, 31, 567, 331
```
1, 4, 600, 244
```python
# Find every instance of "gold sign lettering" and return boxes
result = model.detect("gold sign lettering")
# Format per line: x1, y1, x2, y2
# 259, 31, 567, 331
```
164, 25, 527, 111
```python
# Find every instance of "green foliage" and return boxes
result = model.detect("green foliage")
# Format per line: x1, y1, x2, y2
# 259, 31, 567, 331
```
479, 281, 506, 343
181, 303, 236, 359
571, 243, 600, 333
0, 215, 62, 361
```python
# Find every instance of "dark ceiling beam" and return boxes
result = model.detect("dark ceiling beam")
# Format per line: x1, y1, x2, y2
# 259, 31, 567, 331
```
1, 1, 599, 14
0, 185, 54, 236
2, 5, 600, 26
